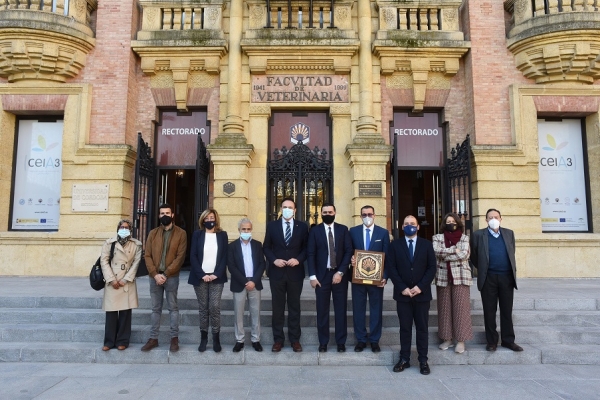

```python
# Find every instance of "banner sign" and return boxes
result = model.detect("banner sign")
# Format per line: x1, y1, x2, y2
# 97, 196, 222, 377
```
12, 120, 64, 230
538, 119, 589, 232
155, 110, 209, 167
392, 112, 444, 168
252, 75, 349, 103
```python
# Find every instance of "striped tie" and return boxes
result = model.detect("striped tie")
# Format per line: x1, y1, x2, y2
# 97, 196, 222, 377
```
285, 222, 291, 246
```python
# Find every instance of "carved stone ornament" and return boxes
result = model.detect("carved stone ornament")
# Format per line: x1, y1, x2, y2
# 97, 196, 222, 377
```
223, 182, 236, 197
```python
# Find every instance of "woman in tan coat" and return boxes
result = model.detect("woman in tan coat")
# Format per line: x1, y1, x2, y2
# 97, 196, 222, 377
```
100, 219, 142, 351
432, 212, 473, 354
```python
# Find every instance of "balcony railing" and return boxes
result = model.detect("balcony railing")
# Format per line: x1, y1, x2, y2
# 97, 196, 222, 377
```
388, 8, 442, 31
0, 0, 95, 27
138, 1, 223, 33
532, 0, 599, 16
376, 1, 462, 34
160, 8, 206, 30
264, 0, 335, 29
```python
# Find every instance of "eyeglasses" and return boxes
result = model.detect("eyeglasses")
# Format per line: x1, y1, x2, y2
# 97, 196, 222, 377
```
118, 226, 130, 230
361, 213, 374, 218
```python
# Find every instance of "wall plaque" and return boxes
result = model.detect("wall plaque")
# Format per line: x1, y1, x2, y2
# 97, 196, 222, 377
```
252, 75, 349, 103
358, 182, 382, 197
223, 182, 235, 197
72, 184, 109, 212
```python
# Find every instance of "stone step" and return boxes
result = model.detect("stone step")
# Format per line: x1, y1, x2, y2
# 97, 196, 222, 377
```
3, 341, 599, 366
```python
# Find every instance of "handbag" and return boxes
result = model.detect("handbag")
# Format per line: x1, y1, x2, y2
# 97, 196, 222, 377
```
136, 253, 149, 277
89, 242, 116, 291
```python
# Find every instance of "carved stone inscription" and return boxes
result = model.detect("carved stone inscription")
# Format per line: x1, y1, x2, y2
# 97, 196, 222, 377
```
252, 75, 349, 103
358, 182, 383, 197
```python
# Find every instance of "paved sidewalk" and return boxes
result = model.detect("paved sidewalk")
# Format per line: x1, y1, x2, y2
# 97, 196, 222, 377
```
2, 362, 598, 399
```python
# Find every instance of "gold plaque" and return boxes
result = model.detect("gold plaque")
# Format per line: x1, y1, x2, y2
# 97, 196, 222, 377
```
352, 250, 385, 286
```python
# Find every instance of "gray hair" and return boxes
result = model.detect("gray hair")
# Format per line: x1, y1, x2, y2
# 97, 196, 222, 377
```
117, 219, 133, 231
237, 217, 252, 231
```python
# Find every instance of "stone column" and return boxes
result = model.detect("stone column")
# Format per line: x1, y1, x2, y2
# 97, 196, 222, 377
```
222, 0, 244, 137
355, 0, 378, 140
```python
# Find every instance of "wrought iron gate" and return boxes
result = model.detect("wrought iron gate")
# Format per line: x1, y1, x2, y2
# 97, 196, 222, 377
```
133, 132, 155, 246
267, 143, 332, 225
195, 136, 210, 221
445, 135, 473, 236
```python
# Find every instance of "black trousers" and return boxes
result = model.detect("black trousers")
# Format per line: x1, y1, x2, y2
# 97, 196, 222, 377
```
104, 309, 132, 348
315, 269, 348, 346
270, 277, 303, 343
481, 272, 515, 345
396, 299, 430, 363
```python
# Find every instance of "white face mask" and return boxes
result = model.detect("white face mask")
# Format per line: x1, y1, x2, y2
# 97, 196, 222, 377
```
362, 217, 373, 227
117, 229, 131, 238
487, 219, 500, 230
282, 208, 294, 220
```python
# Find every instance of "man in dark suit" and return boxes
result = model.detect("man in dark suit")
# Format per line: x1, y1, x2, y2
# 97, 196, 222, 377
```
228, 218, 266, 352
349, 205, 390, 353
386, 215, 436, 375
307, 202, 353, 352
470, 208, 523, 352
263, 197, 309, 352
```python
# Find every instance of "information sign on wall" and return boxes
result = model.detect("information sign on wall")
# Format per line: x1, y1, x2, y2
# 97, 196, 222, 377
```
538, 119, 589, 232
391, 112, 444, 168
72, 184, 109, 212
252, 75, 349, 103
11, 120, 64, 230
155, 110, 210, 167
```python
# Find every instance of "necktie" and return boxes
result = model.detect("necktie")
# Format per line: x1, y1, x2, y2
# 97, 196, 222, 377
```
285, 222, 291, 246
408, 239, 414, 262
365, 228, 371, 250
328, 227, 337, 268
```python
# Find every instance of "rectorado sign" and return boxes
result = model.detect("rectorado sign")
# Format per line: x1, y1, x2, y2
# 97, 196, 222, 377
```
251, 75, 349, 103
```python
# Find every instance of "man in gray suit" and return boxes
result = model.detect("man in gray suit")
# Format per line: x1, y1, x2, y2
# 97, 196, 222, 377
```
470, 208, 523, 352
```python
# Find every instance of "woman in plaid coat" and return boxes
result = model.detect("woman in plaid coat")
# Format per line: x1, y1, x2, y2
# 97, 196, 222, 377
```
432, 212, 473, 353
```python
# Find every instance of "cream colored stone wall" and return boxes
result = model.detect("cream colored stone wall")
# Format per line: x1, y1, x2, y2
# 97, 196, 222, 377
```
471, 84, 600, 278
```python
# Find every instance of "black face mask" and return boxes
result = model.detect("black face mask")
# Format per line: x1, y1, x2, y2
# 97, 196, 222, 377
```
160, 215, 173, 226
204, 221, 216, 230
445, 223, 457, 232
322, 214, 335, 225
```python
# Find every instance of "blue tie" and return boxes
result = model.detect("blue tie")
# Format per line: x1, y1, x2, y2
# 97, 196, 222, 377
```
365, 228, 371, 250
408, 239, 414, 262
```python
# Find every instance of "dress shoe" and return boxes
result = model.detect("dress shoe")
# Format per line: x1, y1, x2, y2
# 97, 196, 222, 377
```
393, 360, 410, 373
252, 342, 263, 352
486, 343, 497, 352
272, 342, 283, 352
141, 338, 158, 352
439, 340, 454, 350
354, 342, 366, 352
291, 342, 303, 352
337, 344, 346, 352
455, 342, 465, 354
501, 342, 523, 352
233, 342, 245, 352
170, 337, 179, 352
419, 362, 431, 375
102, 346, 111, 351
371, 343, 381, 353
319, 344, 327, 352
117, 345, 127, 351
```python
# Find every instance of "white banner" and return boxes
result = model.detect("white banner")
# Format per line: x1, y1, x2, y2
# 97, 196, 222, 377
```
538, 119, 588, 232
11, 120, 64, 230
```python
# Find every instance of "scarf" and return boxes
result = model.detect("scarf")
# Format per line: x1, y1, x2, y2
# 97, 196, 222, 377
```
118, 235, 130, 247
443, 230, 463, 284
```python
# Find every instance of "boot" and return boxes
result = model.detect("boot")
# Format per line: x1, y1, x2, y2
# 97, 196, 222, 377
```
141, 338, 158, 352
170, 337, 179, 352
213, 332, 222, 353
198, 331, 208, 352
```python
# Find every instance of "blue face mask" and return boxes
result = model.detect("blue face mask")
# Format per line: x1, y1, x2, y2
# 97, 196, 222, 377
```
403, 225, 418, 237
282, 208, 294, 220
240, 232, 252, 241
117, 229, 131, 238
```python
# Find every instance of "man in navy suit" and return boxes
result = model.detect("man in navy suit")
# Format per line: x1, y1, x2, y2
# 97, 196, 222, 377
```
386, 215, 436, 375
228, 218, 266, 352
307, 202, 353, 352
263, 198, 309, 352
349, 205, 390, 353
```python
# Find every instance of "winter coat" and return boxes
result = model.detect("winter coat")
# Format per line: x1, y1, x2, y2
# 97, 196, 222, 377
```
100, 236, 142, 312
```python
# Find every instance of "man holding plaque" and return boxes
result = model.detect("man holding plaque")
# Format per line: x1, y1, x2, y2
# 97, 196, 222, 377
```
386, 215, 436, 375
349, 205, 390, 353
308, 202, 353, 352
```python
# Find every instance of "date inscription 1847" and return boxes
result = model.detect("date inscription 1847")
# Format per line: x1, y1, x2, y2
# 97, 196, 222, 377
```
252, 75, 349, 103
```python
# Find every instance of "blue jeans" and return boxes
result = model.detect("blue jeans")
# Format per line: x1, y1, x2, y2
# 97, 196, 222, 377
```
149, 275, 179, 339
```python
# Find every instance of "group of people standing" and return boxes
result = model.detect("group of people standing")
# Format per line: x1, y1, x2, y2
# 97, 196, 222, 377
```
99, 200, 522, 376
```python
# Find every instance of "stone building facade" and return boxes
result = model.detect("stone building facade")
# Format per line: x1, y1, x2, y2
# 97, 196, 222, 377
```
0, 0, 599, 277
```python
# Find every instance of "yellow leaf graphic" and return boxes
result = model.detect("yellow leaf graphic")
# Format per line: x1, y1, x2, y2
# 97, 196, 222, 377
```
546, 134, 556, 149
37, 135, 46, 150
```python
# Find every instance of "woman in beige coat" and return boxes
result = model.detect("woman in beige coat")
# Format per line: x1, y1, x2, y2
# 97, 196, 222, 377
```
100, 219, 142, 351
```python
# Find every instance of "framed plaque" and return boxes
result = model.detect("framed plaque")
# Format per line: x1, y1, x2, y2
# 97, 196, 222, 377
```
352, 250, 385, 285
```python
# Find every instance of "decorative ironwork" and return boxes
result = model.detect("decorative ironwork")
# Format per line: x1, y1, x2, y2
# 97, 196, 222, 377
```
267, 143, 332, 226
195, 136, 210, 221
133, 132, 155, 247
446, 135, 472, 236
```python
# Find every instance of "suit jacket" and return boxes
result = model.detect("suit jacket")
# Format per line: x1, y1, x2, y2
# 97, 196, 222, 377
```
385, 236, 436, 302
349, 224, 390, 279
227, 238, 266, 292
307, 223, 353, 282
263, 219, 309, 282
188, 230, 229, 286
470, 227, 517, 291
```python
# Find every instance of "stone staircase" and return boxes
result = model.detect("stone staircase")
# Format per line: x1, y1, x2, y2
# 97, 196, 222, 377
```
0, 276, 599, 366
